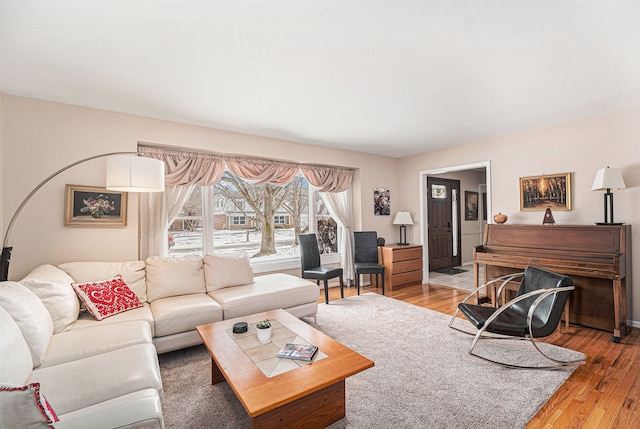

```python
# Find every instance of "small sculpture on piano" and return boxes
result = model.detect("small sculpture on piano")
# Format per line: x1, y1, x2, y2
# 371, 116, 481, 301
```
543, 208, 555, 225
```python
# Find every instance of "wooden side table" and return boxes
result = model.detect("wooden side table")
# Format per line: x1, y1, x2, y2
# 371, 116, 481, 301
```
379, 244, 423, 290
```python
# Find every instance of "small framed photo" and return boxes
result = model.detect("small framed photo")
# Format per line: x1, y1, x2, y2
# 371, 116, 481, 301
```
64, 185, 128, 227
465, 191, 478, 221
374, 187, 390, 216
519, 173, 572, 211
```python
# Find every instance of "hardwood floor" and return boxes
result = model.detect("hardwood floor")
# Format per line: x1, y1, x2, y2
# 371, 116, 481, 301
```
318, 282, 640, 428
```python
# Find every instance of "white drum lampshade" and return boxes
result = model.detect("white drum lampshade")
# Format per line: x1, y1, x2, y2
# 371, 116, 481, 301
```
106, 156, 165, 192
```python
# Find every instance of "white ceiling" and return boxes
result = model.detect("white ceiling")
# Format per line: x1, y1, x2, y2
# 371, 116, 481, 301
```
1, 1, 639, 158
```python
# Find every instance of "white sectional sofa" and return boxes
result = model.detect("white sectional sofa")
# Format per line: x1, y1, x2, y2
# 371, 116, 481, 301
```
0, 254, 320, 428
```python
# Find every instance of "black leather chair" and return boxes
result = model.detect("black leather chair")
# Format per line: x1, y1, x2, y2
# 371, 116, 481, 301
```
449, 266, 584, 369
299, 233, 344, 304
353, 231, 385, 296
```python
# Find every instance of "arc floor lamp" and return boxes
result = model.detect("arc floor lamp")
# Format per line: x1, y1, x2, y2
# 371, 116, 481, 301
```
0, 152, 165, 281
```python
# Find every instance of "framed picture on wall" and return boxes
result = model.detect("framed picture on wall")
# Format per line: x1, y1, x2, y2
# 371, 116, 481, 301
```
465, 191, 478, 221
374, 187, 390, 215
64, 185, 128, 227
519, 172, 572, 211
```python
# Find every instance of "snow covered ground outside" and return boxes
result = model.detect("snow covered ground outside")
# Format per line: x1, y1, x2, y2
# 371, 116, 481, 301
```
169, 228, 301, 261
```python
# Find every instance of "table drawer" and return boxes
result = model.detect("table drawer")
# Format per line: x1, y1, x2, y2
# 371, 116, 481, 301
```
393, 259, 423, 274
393, 247, 423, 262
392, 270, 423, 286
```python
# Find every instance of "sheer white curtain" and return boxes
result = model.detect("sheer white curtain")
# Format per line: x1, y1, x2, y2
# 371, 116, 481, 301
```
139, 185, 195, 259
319, 188, 355, 283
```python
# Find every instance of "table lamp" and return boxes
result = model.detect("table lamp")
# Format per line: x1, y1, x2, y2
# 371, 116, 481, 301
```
591, 167, 626, 225
392, 211, 413, 245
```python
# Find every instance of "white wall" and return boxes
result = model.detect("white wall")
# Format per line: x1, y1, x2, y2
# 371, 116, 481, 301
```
1, 95, 399, 279
399, 107, 640, 324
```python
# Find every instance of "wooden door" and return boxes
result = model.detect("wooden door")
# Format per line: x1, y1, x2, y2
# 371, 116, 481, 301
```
427, 177, 461, 270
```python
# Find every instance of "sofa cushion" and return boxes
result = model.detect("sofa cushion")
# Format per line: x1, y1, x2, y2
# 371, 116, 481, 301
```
204, 254, 254, 292
28, 343, 162, 416
71, 275, 143, 321
20, 264, 79, 333
71, 303, 155, 336
58, 261, 148, 302
0, 383, 59, 427
208, 273, 320, 319
0, 281, 53, 368
0, 305, 33, 385
150, 294, 223, 337
41, 321, 153, 368
145, 255, 205, 301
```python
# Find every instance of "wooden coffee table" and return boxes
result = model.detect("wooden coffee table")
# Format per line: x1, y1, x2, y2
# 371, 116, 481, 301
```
197, 309, 374, 428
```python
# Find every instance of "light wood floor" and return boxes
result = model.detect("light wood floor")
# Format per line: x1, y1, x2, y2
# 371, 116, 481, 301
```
318, 282, 640, 428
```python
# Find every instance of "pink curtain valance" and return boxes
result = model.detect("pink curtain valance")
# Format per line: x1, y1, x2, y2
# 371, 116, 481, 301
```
301, 165, 353, 193
226, 157, 300, 186
139, 144, 353, 192
139, 146, 225, 186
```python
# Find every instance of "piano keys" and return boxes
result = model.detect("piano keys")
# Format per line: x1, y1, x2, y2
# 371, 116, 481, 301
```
473, 224, 631, 342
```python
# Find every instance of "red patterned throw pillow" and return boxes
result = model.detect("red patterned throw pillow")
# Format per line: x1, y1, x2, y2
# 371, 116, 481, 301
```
0, 383, 59, 428
72, 275, 143, 321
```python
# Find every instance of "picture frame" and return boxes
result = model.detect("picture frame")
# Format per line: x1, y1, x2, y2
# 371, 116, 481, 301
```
64, 185, 128, 227
519, 173, 572, 211
465, 191, 478, 221
374, 187, 390, 216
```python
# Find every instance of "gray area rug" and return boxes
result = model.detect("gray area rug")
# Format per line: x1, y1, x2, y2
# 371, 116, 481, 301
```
159, 294, 584, 428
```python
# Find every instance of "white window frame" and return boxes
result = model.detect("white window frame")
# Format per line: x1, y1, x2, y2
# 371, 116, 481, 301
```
174, 179, 341, 273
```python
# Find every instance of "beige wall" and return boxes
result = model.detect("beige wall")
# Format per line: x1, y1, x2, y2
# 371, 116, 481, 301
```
398, 107, 640, 325
1, 95, 399, 279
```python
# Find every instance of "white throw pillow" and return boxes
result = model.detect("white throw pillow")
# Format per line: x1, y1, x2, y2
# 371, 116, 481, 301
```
145, 255, 205, 302
58, 261, 148, 302
21, 264, 79, 333
0, 282, 53, 368
204, 254, 254, 292
0, 383, 59, 428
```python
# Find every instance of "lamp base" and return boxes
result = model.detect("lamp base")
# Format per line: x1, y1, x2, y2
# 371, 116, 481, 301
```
1, 246, 12, 282
397, 242, 410, 246
595, 222, 624, 226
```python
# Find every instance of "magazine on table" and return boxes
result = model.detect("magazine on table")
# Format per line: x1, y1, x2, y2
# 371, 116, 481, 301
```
277, 343, 319, 362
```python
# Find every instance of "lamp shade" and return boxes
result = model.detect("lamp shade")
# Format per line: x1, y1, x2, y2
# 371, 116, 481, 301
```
591, 167, 626, 191
106, 156, 165, 192
392, 211, 413, 225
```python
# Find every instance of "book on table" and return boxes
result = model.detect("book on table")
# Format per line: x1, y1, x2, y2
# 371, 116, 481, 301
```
277, 343, 319, 362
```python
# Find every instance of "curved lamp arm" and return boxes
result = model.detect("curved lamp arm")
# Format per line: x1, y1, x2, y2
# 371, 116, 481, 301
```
1, 151, 164, 281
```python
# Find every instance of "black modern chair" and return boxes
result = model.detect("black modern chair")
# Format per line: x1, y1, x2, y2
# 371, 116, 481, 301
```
448, 266, 584, 369
299, 233, 344, 304
353, 231, 385, 296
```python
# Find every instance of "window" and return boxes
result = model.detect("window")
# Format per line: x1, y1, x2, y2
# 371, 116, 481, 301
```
168, 171, 338, 269
232, 216, 247, 225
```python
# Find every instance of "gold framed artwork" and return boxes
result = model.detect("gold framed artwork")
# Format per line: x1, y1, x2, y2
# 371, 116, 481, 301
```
64, 185, 128, 227
519, 173, 571, 211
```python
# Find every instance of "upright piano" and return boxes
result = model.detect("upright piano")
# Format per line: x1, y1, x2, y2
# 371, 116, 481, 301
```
474, 224, 632, 342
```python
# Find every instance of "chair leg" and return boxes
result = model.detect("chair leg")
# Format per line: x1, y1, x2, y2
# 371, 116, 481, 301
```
381, 273, 385, 295
356, 274, 360, 295
323, 280, 329, 304
339, 276, 344, 299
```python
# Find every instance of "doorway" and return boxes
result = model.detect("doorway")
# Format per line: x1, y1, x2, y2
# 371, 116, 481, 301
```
426, 177, 461, 271
418, 161, 491, 285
